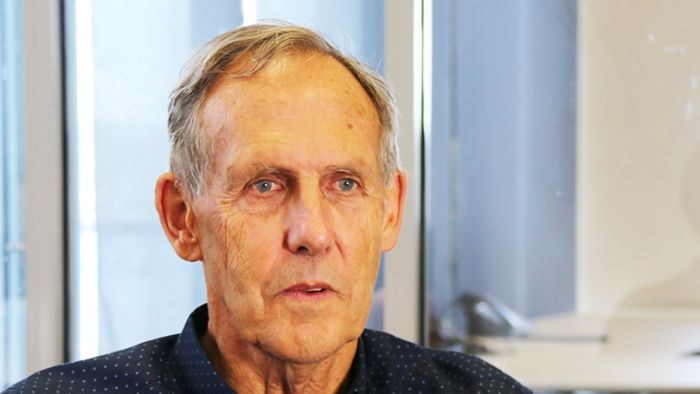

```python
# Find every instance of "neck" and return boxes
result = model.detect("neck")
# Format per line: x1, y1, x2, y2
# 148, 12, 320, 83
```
200, 328, 357, 394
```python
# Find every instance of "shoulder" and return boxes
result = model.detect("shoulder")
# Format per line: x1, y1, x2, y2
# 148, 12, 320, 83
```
356, 330, 531, 394
3, 335, 180, 394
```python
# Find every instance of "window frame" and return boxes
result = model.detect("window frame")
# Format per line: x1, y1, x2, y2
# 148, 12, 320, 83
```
382, 0, 424, 344
23, 0, 65, 374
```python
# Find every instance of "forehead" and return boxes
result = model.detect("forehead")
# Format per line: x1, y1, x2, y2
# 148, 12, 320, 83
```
202, 52, 379, 124
199, 53, 383, 173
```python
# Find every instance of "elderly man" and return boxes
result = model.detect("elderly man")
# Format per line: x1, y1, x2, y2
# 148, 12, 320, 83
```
5, 23, 529, 393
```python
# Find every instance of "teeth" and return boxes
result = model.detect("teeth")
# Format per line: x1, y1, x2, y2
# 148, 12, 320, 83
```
306, 288, 324, 293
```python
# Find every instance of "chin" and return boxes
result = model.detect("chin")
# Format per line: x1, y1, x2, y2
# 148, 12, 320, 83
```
258, 321, 361, 364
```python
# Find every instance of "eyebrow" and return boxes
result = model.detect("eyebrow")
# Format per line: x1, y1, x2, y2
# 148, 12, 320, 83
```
225, 164, 285, 188
225, 162, 370, 186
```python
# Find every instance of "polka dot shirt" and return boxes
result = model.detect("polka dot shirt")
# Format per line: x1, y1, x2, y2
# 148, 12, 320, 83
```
3, 305, 530, 393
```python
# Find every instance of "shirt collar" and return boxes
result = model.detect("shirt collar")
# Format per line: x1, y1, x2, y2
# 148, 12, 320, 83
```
168, 304, 368, 393
169, 304, 234, 393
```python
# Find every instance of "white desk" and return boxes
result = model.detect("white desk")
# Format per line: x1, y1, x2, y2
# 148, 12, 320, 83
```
480, 308, 700, 392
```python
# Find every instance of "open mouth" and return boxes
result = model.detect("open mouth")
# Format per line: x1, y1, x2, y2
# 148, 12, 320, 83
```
284, 283, 333, 298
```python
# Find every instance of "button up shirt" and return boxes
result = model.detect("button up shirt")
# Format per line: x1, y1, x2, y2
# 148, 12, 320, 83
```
4, 305, 530, 393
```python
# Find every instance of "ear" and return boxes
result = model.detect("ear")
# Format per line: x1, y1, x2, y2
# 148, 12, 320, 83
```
155, 172, 203, 262
381, 170, 407, 251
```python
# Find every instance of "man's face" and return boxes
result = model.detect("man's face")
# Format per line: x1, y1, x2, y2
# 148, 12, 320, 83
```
188, 53, 404, 363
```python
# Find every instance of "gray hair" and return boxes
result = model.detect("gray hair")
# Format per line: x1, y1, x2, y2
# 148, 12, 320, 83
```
168, 22, 400, 197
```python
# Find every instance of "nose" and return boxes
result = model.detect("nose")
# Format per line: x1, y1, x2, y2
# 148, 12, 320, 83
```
284, 183, 333, 256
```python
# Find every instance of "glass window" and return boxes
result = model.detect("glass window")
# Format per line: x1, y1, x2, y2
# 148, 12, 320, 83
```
255, 0, 384, 68
64, 0, 386, 360
0, 0, 27, 387
425, 0, 577, 349
64, 0, 236, 359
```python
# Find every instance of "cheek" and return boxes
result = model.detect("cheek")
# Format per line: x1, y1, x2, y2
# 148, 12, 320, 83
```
334, 203, 384, 280
201, 208, 278, 294
338, 198, 385, 245
225, 216, 277, 276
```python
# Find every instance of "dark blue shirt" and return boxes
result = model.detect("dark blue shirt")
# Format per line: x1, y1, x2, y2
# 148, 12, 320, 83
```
4, 305, 530, 393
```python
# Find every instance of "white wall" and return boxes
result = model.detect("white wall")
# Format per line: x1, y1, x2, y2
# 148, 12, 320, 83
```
578, 0, 700, 313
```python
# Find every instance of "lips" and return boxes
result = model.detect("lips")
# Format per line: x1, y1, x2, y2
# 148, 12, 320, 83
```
283, 283, 335, 299
286, 283, 333, 293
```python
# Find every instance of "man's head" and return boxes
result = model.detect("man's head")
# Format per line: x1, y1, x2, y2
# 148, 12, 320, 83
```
167, 23, 400, 197
155, 22, 406, 368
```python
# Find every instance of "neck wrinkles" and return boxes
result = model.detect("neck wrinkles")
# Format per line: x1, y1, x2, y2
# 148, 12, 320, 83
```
201, 322, 358, 394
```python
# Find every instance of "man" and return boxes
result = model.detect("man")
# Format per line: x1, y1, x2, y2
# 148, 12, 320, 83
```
5, 23, 530, 393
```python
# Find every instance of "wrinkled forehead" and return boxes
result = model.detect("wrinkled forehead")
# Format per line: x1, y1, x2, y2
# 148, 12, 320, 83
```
197, 53, 383, 178
199, 52, 381, 139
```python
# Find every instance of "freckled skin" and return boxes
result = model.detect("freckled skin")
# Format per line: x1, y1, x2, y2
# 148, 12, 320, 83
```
156, 53, 406, 393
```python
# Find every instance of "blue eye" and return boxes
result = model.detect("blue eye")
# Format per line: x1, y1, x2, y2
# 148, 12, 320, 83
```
254, 180, 275, 193
338, 178, 357, 192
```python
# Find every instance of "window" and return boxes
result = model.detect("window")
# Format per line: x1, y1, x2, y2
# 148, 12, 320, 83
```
425, 0, 577, 348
